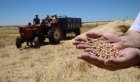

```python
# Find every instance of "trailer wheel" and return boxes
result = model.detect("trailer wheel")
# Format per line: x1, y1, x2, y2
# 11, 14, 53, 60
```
61, 32, 66, 39
48, 26, 61, 44
75, 28, 80, 36
16, 37, 22, 48
34, 37, 40, 48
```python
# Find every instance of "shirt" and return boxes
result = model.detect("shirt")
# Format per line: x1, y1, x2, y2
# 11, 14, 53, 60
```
52, 17, 57, 24
33, 18, 40, 24
129, 12, 140, 32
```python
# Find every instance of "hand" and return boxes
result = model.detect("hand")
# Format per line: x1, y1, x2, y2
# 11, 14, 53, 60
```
72, 32, 140, 71
78, 48, 140, 71
72, 32, 124, 50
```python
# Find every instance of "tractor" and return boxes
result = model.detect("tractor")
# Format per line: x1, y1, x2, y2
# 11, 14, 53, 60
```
16, 16, 81, 48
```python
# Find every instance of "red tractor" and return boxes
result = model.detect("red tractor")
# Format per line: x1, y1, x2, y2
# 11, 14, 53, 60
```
16, 16, 81, 48
16, 22, 62, 48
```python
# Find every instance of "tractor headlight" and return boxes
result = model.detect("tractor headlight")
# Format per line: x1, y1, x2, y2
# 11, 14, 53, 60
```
18, 27, 24, 30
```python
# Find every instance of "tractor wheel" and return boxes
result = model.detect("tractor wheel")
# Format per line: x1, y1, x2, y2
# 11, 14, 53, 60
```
74, 28, 80, 36
39, 37, 45, 43
61, 32, 66, 39
34, 37, 40, 48
48, 26, 61, 44
16, 37, 22, 48
38, 33, 45, 44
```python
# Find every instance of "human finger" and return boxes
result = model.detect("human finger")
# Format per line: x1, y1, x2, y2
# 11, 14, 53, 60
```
84, 48, 94, 52
86, 32, 102, 38
83, 55, 130, 71
72, 40, 87, 45
76, 44, 92, 49
105, 48, 140, 67
74, 37, 87, 42
78, 53, 104, 68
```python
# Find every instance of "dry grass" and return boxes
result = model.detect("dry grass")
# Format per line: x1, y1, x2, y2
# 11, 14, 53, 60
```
0, 21, 140, 82
0, 27, 19, 34
0, 27, 19, 48
81, 22, 108, 32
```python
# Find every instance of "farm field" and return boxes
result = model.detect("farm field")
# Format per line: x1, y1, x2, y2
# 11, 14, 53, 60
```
0, 20, 140, 82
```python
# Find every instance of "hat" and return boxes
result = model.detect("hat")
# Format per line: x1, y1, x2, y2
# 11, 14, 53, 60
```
35, 14, 38, 16
54, 13, 57, 15
46, 14, 49, 17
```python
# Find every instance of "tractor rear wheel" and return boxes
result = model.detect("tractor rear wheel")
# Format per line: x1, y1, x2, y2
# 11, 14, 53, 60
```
34, 37, 40, 48
16, 37, 22, 48
48, 26, 61, 44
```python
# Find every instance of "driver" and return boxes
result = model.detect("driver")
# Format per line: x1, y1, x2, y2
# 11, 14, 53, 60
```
45, 15, 50, 24
33, 14, 40, 24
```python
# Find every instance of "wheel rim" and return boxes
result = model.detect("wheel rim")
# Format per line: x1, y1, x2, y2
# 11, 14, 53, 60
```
16, 41, 22, 48
35, 37, 40, 48
54, 29, 60, 40
16, 37, 22, 48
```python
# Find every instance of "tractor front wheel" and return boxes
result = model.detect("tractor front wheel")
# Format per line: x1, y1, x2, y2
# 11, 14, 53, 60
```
16, 37, 22, 48
34, 37, 40, 48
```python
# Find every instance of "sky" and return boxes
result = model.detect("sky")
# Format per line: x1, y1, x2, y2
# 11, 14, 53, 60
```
0, 0, 140, 26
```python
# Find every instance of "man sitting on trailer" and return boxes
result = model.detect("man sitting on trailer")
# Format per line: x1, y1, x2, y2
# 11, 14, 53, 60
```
50, 14, 58, 24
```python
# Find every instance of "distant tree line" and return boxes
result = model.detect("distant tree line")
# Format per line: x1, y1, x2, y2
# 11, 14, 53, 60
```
82, 21, 113, 23
0, 25, 19, 27
82, 19, 134, 24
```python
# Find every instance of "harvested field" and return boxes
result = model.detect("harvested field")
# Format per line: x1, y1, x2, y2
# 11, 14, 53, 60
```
0, 20, 140, 82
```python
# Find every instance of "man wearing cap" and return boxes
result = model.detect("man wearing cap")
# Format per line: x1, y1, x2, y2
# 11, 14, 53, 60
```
41, 18, 45, 25
45, 15, 50, 24
33, 14, 40, 24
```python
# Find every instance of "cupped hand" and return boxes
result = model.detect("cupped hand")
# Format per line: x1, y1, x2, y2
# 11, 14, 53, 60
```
72, 32, 124, 50
78, 48, 140, 71
72, 32, 140, 71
